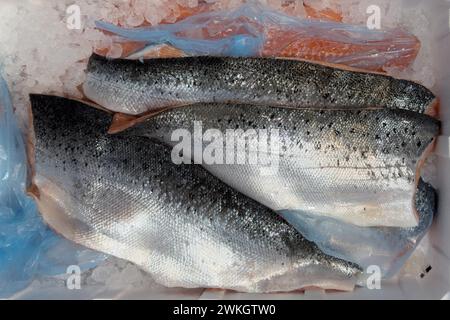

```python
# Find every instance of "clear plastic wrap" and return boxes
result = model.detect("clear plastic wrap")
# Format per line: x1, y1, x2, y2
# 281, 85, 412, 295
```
96, 3, 419, 71
0, 73, 105, 297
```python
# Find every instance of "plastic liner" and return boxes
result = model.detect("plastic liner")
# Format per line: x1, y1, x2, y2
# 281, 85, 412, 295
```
0, 73, 105, 297
279, 179, 437, 278
96, 3, 419, 71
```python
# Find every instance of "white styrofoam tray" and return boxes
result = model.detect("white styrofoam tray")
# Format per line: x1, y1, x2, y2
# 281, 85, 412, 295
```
7, 0, 450, 299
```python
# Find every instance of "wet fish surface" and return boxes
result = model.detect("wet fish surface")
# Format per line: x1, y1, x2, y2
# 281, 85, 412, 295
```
83, 54, 436, 115
28, 95, 361, 292
279, 178, 437, 277
121, 103, 440, 228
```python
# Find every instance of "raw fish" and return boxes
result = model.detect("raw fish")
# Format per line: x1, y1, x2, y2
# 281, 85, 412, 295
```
83, 54, 436, 116
28, 95, 361, 293
119, 103, 440, 228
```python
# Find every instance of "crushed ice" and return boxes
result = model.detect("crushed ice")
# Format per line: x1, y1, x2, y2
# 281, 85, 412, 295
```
0, 0, 440, 295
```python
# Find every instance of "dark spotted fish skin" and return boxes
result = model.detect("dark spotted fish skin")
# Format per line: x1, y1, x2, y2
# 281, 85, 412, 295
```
83, 54, 436, 115
29, 95, 361, 292
122, 103, 440, 227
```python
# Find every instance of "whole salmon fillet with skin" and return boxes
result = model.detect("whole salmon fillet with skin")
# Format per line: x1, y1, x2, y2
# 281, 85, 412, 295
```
27, 95, 361, 293
118, 103, 440, 228
82, 54, 437, 116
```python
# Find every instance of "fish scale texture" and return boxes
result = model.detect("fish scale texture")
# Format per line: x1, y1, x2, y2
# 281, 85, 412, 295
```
83, 55, 436, 115
123, 103, 440, 227
29, 95, 360, 293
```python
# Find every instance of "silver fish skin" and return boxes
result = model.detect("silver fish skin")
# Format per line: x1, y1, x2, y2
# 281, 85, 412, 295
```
29, 95, 361, 293
122, 104, 440, 228
279, 178, 437, 278
83, 54, 436, 115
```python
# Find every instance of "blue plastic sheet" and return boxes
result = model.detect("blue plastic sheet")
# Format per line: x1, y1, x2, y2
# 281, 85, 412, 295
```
0, 73, 105, 297
96, 4, 266, 57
